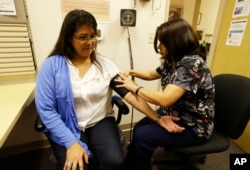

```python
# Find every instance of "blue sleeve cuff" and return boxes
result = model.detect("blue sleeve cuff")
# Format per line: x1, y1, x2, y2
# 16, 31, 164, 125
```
79, 140, 91, 156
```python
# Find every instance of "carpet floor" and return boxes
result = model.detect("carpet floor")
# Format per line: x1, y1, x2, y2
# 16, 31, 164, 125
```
0, 130, 245, 170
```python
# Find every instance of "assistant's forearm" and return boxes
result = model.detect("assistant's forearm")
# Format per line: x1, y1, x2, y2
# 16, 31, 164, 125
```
134, 87, 165, 106
123, 92, 159, 122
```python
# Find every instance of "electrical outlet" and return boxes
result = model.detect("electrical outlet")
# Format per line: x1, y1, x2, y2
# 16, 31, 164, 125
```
148, 33, 155, 44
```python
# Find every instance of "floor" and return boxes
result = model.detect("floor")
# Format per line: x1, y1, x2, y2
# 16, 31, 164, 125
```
0, 131, 245, 170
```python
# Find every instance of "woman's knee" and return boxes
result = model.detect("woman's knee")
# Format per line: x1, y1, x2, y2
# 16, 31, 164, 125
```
133, 126, 150, 144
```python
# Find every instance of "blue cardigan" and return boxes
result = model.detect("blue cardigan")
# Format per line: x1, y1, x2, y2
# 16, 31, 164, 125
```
35, 55, 89, 155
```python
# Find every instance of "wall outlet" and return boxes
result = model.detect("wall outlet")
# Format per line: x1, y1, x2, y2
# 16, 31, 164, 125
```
148, 33, 155, 44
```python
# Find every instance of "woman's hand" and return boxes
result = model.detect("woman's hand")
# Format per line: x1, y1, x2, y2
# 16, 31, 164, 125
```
115, 73, 138, 93
64, 142, 89, 170
120, 70, 130, 77
158, 115, 185, 133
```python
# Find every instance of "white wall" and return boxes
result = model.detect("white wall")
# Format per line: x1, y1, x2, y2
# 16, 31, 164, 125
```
168, 0, 196, 25
182, 0, 196, 24
197, 0, 220, 42
25, 0, 169, 125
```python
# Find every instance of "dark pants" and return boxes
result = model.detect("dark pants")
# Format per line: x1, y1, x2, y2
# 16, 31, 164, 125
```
124, 117, 198, 170
49, 117, 124, 170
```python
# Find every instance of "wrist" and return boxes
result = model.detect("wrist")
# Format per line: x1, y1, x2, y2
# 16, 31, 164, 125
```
155, 115, 161, 122
128, 70, 132, 75
135, 86, 143, 95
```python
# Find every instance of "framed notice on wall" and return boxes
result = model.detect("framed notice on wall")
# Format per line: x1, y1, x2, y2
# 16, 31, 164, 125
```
60, 0, 110, 23
0, 0, 16, 15
168, 5, 183, 19
226, 19, 247, 46
0, 0, 26, 23
232, 0, 250, 18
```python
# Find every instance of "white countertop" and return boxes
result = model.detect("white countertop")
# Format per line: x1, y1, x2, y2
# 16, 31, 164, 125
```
0, 82, 36, 147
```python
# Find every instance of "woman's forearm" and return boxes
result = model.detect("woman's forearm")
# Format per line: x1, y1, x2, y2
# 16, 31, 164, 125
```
123, 92, 185, 133
123, 92, 159, 122
129, 70, 160, 80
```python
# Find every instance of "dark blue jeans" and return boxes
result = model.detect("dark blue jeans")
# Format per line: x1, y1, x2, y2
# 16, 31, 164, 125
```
124, 116, 198, 170
49, 117, 124, 170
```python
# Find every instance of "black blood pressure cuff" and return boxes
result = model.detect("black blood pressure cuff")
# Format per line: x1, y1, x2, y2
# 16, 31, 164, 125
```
109, 74, 129, 98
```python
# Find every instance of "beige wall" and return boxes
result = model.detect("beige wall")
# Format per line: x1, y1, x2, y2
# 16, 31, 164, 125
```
211, 0, 250, 76
210, 0, 250, 153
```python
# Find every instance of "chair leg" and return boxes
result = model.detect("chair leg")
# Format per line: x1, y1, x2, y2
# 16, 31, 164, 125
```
183, 154, 207, 170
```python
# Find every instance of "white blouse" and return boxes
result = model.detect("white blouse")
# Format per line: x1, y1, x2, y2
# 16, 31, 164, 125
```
67, 55, 119, 131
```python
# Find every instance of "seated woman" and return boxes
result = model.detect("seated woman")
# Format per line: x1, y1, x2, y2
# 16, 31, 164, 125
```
36, 9, 171, 170
115, 18, 215, 170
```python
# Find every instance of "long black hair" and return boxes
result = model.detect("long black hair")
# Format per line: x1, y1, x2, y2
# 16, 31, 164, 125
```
49, 9, 101, 68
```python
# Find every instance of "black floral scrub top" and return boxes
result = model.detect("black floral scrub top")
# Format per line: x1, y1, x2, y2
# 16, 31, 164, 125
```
156, 55, 215, 142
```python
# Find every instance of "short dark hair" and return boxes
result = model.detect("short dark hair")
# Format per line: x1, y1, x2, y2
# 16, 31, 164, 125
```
154, 18, 204, 63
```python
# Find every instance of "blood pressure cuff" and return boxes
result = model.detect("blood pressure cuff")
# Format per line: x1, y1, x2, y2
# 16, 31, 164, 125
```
109, 74, 129, 98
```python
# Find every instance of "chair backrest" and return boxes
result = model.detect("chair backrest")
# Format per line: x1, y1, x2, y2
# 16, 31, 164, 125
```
214, 74, 250, 139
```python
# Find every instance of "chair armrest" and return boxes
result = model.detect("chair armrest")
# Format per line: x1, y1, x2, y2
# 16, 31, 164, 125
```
112, 95, 129, 124
34, 114, 45, 132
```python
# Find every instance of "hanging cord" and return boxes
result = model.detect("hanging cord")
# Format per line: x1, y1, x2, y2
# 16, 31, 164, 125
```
127, 27, 134, 76
127, 27, 134, 143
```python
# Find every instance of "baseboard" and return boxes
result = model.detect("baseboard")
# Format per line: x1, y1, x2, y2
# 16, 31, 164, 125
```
119, 122, 135, 131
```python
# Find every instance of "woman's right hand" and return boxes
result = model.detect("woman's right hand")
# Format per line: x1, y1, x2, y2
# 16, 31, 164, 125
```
64, 142, 89, 170
158, 115, 185, 133
120, 70, 131, 77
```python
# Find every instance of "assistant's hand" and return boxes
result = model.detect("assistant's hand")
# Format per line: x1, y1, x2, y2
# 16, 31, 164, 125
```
121, 70, 130, 77
115, 73, 137, 92
64, 142, 89, 170
158, 115, 185, 133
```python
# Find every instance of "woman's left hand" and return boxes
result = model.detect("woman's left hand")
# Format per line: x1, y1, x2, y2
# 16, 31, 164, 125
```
115, 73, 138, 92
158, 115, 185, 133
64, 142, 89, 170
